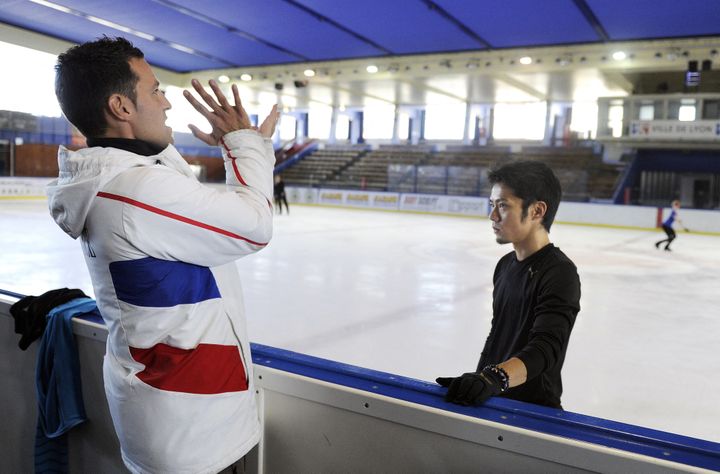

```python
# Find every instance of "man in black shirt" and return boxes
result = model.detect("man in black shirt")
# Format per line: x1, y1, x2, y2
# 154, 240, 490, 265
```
437, 161, 580, 409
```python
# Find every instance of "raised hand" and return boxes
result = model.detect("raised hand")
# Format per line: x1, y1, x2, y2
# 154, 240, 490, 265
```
257, 104, 280, 138
183, 79, 252, 146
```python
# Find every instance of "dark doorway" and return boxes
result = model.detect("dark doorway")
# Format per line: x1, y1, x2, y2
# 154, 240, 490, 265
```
693, 179, 711, 209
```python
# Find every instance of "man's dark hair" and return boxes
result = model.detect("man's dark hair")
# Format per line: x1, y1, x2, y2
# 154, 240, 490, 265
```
488, 160, 562, 232
55, 36, 144, 138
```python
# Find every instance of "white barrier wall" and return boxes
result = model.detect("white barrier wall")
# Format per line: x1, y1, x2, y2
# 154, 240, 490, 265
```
2, 294, 719, 474
2, 180, 720, 234
288, 187, 490, 217
285, 186, 720, 234
0, 177, 52, 198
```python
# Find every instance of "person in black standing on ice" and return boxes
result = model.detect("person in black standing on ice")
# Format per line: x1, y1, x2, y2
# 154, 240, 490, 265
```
437, 161, 581, 409
274, 174, 289, 214
655, 200, 689, 251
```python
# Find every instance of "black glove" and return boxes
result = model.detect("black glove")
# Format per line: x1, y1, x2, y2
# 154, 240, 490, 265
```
436, 366, 506, 406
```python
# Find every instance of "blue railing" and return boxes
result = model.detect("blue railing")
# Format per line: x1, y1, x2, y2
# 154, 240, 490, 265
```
3, 288, 720, 471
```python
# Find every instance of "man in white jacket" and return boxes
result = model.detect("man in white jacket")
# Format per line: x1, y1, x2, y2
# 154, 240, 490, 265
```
47, 36, 278, 474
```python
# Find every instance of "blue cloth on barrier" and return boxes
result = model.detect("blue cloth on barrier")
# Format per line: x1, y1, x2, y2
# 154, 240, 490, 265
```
35, 298, 98, 473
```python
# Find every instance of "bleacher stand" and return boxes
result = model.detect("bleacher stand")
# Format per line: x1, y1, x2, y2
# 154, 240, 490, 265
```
282, 145, 369, 188
282, 144, 622, 201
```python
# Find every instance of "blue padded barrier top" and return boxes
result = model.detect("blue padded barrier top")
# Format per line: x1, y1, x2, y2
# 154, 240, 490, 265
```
2, 288, 719, 471
250, 343, 720, 471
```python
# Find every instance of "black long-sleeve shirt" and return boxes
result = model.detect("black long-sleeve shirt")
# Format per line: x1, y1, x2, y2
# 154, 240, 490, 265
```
478, 244, 580, 409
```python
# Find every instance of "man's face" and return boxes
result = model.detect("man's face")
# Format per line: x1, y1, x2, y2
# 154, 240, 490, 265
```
127, 57, 173, 148
488, 183, 535, 245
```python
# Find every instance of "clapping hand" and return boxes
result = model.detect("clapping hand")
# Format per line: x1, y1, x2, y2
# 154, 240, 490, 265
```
183, 79, 279, 145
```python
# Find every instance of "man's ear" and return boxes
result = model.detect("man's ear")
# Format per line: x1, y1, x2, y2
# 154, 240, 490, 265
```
532, 201, 548, 221
107, 93, 134, 122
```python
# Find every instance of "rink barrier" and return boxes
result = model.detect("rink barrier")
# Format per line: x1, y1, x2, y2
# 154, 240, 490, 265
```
0, 177, 52, 199
3, 179, 719, 234
2, 289, 719, 473
285, 186, 720, 235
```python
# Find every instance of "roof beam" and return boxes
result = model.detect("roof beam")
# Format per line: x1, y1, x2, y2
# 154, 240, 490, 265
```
494, 74, 547, 101
282, 0, 393, 55
601, 71, 634, 94
421, 0, 493, 49
572, 0, 610, 42
151, 0, 309, 62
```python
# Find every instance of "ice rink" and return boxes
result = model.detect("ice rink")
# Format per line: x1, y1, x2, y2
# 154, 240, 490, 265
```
2, 199, 719, 443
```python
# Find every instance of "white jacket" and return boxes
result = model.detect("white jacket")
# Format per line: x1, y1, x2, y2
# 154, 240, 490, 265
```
47, 130, 275, 474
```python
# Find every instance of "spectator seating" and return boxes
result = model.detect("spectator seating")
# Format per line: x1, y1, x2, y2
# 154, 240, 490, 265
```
277, 144, 623, 201
281, 146, 368, 187
325, 147, 432, 191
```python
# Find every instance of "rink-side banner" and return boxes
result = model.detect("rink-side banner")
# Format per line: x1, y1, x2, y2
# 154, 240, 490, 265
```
0, 178, 52, 198
630, 120, 720, 140
286, 187, 489, 216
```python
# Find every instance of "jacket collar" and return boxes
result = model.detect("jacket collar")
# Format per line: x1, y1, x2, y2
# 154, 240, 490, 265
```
86, 137, 165, 157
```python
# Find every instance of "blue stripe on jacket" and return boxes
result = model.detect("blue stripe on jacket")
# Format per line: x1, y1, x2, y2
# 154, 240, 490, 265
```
109, 257, 221, 307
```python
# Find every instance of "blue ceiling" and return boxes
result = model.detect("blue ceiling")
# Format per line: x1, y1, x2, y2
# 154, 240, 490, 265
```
0, 0, 719, 72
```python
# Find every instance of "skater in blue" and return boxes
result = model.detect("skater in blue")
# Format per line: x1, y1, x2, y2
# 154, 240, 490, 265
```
655, 200, 689, 251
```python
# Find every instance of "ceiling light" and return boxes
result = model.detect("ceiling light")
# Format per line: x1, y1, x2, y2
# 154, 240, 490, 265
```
612, 51, 626, 61
167, 42, 196, 54
218, 75, 230, 83
465, 61, 479, 69
303, 69, 315, 77
86, 15, 156, 41
519, 56, 532, 65
240, 73, 252, 81
366, 65, 378, 74
31, 1, 159, 42
28, 0, 72, 13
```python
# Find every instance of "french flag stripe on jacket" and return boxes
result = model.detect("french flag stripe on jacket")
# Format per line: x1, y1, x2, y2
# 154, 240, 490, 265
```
109, 257, 221, 307
129, 343, 247, 394
109, 257, 248, 394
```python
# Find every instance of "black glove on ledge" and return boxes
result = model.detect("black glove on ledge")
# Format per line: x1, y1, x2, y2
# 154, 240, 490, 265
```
436, 366, 506, 406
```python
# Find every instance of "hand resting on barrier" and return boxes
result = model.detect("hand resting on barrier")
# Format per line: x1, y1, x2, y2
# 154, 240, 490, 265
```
436, 365, 508, 406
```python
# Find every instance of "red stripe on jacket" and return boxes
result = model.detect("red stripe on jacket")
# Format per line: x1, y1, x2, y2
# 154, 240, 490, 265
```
220, 137, 248, 185
130, 343, 248, 394
97, 192, 267, 246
